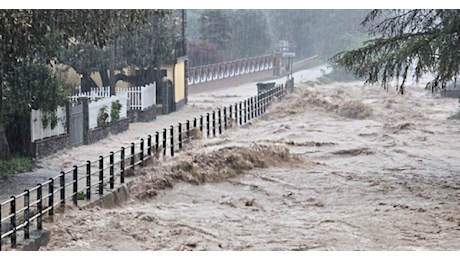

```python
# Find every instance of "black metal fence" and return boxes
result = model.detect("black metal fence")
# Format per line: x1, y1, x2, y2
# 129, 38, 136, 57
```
0, 82, 289, 251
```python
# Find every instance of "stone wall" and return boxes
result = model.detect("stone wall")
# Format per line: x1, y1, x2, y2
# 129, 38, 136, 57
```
88, 117, 130, 144
30, 134, 71, 159
127, 105, 157, 123
175, 98, 186, 112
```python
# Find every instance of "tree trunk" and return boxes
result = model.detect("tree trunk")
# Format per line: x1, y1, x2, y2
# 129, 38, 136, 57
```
99, 68, 110, 88
0, 39, 12, 160
80, 72, 98, 92
109, 40, 116, 96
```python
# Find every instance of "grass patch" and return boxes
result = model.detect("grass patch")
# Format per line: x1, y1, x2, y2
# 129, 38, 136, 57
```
77, 191, 86, 200
0, 157, 33, 180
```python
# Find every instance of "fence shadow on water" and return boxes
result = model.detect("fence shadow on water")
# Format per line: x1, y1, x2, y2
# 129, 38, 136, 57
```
0, 81, 292, 251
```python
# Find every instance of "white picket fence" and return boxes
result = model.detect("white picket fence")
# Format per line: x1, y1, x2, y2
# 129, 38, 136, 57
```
88, 93, 128, 130
142, 83, 156, 110
31, 106, 67, 142
69, 86, 111, 105
69, 83, 156, 111
116, 82, 156, 110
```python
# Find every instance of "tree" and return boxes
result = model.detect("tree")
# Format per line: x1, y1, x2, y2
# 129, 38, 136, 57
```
58, 12, 173, 92
330, 9, 460, 94
4, 63, 65, 155
265, 10, 369, 60
187, 41, 221, 67
0, 10, 159, 160
229, 10, 272, 59
199, 10, 232, 54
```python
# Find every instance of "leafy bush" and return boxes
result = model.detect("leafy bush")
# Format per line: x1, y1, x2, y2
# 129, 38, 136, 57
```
97, 105, 109, 127
111, 100, 122, 121
0, 157, 33, 179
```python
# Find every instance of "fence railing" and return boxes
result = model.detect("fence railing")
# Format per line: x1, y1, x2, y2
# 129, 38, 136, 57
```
70, 86, 111, 105
0, 81, 290, 251
188, 55, 277, 86
71, 84, 156, 111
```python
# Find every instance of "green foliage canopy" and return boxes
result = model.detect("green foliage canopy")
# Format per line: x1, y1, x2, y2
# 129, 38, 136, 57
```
331, 9, 460, 94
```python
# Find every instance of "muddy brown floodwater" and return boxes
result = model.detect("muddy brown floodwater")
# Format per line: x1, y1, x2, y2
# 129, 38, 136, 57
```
42, 81, 460, 251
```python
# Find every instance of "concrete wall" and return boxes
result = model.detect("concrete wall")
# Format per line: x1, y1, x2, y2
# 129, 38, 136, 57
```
174, 60, 186, 102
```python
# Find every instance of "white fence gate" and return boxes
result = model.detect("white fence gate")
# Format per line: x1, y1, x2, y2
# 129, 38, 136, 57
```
116, 83, 156, 111
141, 83, 156, 110
31, 106, 67, 142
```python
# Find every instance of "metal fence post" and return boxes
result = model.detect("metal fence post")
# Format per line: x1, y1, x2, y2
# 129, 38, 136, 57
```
251, 97, 254, 119
131, 143, 135, 169
239, 101, 242, 125
37, 184, 42, 230
234, 103, 238, 124
48, 178, 54, 216
10, 196, 16, 248
200, 116, 203, 132
60, 172, 65, 205
86, 160, 91, 199
73, 166, 78, 205
206, 113, 210, 137
170, 126, 174, 157
178, 123, 183, 150
110, 152, 114, 189
163, 128, 167, 156
256, 95, 260, 117
244, 99, 247, 124
264, 91, 267, 113
212, 111, 216, 137
218, 109, 222, 134
223, 107, 227, 130
193, 118, 197, 129
186, 120, 190, 140
229, 105, 233, 121
147, 135, 152, 158
155, 131, 159, 153
140, 139, 144, 165
120, 148, 125, 184
99, 156, 104, 196
24, 190, 30, 240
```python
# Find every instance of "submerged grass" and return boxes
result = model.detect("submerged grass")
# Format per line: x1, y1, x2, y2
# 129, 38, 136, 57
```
0, 157, 33, 180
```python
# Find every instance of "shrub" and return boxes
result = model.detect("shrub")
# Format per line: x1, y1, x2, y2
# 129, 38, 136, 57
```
111, 100, 122, 122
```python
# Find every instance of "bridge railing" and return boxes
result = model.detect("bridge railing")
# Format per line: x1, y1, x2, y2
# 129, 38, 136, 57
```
0, 79, 293, 251
188, 55, 277, 86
